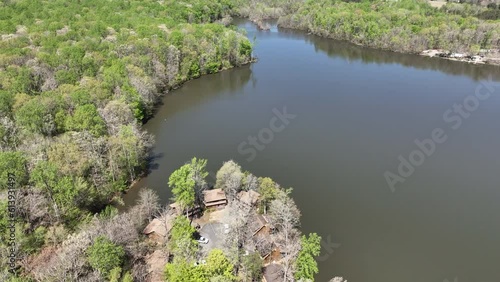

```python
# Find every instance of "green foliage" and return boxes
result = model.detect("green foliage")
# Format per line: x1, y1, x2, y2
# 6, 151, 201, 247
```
0, 151, 27, 190
0, 90, 14, 116
168, 157, 208, 213
257, 177, 278, 213
164, 249, 236, 282
278, 0, 500, 53
294, 233, 322, 281
164, 258, 206, 282
65, 104, 106, 136
18, 225, 47, 255
14, 97, 50, 135
241, 252, 263, 281
0, 0, 255, 275
204, 249, 236, 281
99, 205, 118, 219
168, 164, 196, 212
169, 216, 198, 259
86, 236, 125, 277
31, 161, 86, 222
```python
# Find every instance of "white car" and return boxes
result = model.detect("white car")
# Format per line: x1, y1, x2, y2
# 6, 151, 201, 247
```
197, 236, 209, 244
193, 260, 206, 266
224, 224, 230, 234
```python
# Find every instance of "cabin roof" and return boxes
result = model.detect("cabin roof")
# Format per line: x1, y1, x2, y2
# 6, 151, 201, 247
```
143, 218, 171, 237
203, 188, 227, 203
238, 190, 260, 206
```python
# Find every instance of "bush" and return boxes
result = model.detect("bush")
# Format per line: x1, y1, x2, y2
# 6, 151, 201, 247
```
86, 236, 125, 277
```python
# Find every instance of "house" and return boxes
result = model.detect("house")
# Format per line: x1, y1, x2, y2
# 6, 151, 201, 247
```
143, 218, 172, 243
248, 214, 281, 263
203, 188, 228, 208
249, 214, 270, 237
237, 190, 260, 207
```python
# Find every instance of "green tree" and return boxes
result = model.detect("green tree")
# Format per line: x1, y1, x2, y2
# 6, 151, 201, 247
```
66, 104, 106, 136
31, 161, 86, 222
14, 97, 50, 135
0, 151, 27, 190
241, 252, 263, 281
294, 233, 322, 281
257, 177, 278, 214
204, 249, 236, 281
164, 257, 206, 282
86, 236, 125, 277
168, 163, 196, 216
169, 216, 198, 260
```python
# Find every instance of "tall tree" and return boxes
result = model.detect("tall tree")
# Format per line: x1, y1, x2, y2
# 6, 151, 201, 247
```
295, 233, 322, 281
169, 216, 198, 261
204, 249, 236, 281
86, 236, 125, 278
169, 158, 208, 216
268, 189, 301, 281
168, 164, 196, 217
257, 177, 278, 214
215, 160, 243, 200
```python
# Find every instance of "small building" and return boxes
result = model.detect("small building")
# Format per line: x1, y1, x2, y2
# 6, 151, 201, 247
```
143, 218, 172, 243
203, 188, 228, 209
237, 190, 260, 207
249, 214, 270, 237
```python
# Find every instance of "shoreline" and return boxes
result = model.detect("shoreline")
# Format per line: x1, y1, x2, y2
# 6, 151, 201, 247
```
260, 20, 500, 67
122, 58, 257, 206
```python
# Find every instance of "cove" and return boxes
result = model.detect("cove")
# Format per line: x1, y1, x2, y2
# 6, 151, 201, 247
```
124, 19, 500, 282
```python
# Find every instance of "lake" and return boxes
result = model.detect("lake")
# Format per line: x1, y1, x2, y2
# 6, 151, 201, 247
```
124, 19, 500, 282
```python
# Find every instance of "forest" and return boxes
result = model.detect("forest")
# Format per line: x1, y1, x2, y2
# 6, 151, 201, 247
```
277, 0, 500, 54
0, 0, 253, 281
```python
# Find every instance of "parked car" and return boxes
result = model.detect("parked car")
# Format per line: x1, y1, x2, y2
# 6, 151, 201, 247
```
194, 260, 207, 266
197, 236, 209, 244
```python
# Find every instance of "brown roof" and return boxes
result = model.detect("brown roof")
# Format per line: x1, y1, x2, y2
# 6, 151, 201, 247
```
248, 214, 269, 235
205, 199, 227, 207
203, 188, 227, 203
238, 190, 260, 206
143, 218, 171, 237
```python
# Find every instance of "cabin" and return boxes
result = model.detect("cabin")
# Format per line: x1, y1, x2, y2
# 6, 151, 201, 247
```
237, 190, 260, 207
143, 218, 172, 243
203, 188, 228, 209
249, 214, 270, 237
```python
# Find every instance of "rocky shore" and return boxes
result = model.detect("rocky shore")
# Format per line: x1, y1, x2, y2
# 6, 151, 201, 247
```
420, 49, 500, 65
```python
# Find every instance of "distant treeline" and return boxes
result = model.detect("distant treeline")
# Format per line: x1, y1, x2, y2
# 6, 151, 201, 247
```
276, 0, 500, 54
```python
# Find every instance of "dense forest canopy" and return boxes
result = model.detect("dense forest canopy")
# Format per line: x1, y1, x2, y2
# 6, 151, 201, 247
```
0, 0, 252, 280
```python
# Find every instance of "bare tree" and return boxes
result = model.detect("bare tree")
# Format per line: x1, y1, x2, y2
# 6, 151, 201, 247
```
135, 188, 160, 223
268, 190, 301, 281
215, 160, 243, 200
166, 45, 180, 87
99, 100, 136, 135
243, 173, 259, 191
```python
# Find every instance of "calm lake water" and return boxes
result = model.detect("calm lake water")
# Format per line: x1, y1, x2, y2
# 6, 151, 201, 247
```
124, 20, 500, 282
